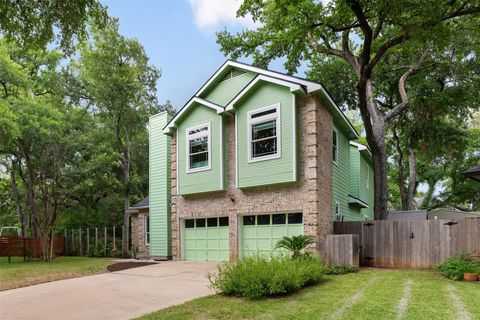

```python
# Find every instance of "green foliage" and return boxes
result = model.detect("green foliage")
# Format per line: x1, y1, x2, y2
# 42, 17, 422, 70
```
0, 0, 107, 52
435, 252, 477, 280
325, 264, 359, 275
208, 255, 325, 299
275, 235, 315, 258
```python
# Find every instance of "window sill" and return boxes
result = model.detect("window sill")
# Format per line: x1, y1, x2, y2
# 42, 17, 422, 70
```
186, 166, 212, 174
248, 153, 281, 163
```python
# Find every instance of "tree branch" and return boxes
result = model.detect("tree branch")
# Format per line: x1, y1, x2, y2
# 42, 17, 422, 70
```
347, 0, 373, 67
384, 50, 429, 122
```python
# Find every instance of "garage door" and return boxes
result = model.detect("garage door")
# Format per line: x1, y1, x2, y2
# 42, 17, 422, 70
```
183, 217, 229, 261
240, 212, 303, 257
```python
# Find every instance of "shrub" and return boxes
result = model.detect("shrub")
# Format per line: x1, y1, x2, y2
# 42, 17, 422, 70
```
435, 252, 475, 280
275, 235, 315, 258
325, 264, 359, 275
208, 255, 325, 299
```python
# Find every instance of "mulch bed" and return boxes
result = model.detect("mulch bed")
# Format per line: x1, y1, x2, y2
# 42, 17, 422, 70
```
107, 261, 157, 272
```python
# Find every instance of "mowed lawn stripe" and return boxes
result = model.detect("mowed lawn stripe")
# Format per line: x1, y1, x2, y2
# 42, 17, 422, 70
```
444, 285, 472, 320
341, 270, 404, 320
404, 271, 457, 320
396, 279, 413, 320
452, 281, 480, 319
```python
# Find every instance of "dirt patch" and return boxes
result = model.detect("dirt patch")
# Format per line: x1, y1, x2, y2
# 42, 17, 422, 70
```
107, 262, 157, 272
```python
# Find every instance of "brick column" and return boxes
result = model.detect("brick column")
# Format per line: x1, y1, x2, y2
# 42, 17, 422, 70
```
170, 133, 181, 260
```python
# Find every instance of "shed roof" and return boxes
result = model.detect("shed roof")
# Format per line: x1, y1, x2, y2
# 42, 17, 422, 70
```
463, 166, 480, 182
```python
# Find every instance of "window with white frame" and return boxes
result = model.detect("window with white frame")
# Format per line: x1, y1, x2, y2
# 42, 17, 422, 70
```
186, 123, 210, 172
248, 104, 280, 161
333, 129, 338, 164
145, 215, 150, 245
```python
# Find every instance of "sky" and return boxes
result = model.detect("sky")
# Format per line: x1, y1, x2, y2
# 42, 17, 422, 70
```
101, 0, 307, 110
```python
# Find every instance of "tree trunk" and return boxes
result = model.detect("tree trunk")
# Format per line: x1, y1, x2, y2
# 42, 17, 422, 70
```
404, 145, 417, 210
10, 158, 26, 237
392, 127, 407, 210
357, 79, 389, 220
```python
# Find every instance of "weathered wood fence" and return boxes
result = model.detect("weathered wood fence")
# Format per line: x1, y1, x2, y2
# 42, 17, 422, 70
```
334, 218, 480, 268
0, 236, 65, 261
319, 234, 360, 267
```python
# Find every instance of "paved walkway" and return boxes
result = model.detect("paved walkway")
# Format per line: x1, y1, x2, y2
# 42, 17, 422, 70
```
0, 261, 218, 320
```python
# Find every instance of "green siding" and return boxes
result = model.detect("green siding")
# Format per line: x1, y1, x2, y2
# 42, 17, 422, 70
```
184, 224, 229, 261
149, 112, 172, 258
360, 155, 374, 219
236, 82, 296, 188
349, 147, 360, 198
177, 103, 224, 195
332, 126, 352, 221
202, 71, 256, 106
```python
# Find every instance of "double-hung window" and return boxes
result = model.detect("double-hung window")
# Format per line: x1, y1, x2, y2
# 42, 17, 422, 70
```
186, 123, 210, 172
248, 104, 280, 162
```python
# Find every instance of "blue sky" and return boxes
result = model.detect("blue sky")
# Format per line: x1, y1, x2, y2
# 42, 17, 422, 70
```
101, 0, 307, 110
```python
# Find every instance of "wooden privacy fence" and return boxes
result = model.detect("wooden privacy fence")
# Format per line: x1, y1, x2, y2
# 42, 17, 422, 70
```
334, 217, 480, 268
0, 236, 65, 262
319, 234, 360, 267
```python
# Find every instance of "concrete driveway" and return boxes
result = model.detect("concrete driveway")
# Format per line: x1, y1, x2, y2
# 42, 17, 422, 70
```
0, 261, 218, 320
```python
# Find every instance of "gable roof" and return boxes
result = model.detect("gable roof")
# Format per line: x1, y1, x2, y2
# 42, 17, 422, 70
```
163, 60, 359, 138
463, 166, 480, 182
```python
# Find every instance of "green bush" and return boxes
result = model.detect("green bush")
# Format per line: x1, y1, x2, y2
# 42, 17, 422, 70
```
435, 252, 476, 280
208, 255, 325, 299
325, 264, 359, 275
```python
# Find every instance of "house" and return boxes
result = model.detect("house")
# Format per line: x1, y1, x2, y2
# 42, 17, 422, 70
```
463, 166, 480, 182
387, 210, 428, 220
428, 207, 480, 220
126, 197, 150, 258
143, 61, 374, 261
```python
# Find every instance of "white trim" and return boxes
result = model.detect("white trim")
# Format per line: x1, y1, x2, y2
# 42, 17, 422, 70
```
292, 94, 296, 181
333, 127, 339, 166
176, 127, 179, 195
335, 202, 342, 221
247, 103, 281, 163
219, 116, 224, 190
235, 112, 239, 188
348, 196, 369, 208
225, 75, 303, 111
144, 215, 150, 246
163, 97, 223, 134
185, 122, 211, 174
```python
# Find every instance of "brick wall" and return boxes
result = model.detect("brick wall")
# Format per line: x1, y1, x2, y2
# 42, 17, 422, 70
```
171, 94, 333, 260
130, 209, 149, 258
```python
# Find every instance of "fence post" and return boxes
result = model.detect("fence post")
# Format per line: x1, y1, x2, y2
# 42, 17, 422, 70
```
121, 226, 124, 256
95, 227, 98, 252
113, 226, 116, 257
71, 229, 75, 254
86, 228, 90, 257
64, 229, 68, 256
104, 227, 107, 256
79, 228, 82, 256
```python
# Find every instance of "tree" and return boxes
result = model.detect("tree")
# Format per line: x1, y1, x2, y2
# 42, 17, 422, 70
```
217, 0, 480, 219
0, 0, 106, 52
71, 19, 163, 255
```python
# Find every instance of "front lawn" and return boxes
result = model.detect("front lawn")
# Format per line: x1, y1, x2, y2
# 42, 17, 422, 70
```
137, 269, 479, 320
0, 256, 113, 291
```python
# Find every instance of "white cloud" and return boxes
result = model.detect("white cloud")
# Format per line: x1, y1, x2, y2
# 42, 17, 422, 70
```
189, 0, 258, 30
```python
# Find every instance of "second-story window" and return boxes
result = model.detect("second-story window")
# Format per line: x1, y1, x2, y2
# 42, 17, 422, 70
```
248, 104, 280, 162
186, 123, 210, 172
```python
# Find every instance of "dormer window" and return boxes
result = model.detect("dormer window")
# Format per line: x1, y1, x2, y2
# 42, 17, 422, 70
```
247, 104, 281, 162
186, 123, 210, 173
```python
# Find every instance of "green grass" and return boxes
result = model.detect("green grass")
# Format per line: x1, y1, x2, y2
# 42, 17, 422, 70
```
136, 269, 480, 320
0, 256, 113, 291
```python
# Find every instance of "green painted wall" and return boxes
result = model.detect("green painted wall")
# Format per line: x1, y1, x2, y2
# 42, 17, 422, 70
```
349, 146, 360, 199
202, 71, 256, 106
177, 103, 225, 195
149, 111, 172, 259
236, 82, 296, 188
360, 154, 374, 219
332, 125, 352, 221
